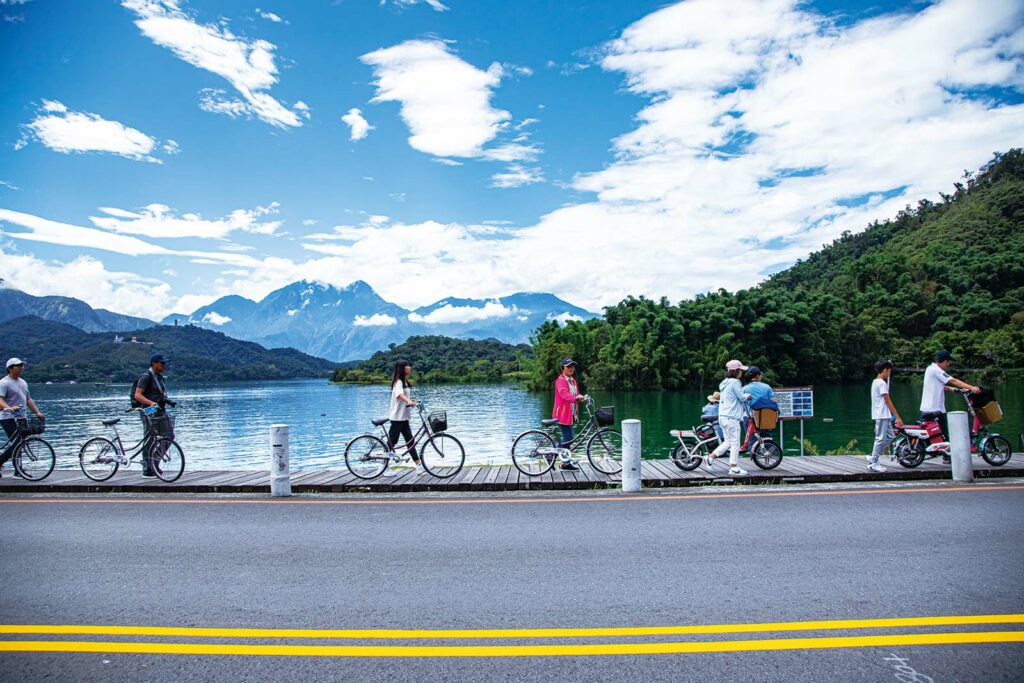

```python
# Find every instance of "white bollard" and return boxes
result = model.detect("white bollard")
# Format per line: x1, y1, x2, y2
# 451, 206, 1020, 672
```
948, 411, 972, 483
269, 424, 292, 497
622, 419, 642, 493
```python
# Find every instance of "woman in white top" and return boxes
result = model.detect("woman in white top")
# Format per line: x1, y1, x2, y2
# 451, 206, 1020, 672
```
705, 359, 752, 476
388, 359, 423, 473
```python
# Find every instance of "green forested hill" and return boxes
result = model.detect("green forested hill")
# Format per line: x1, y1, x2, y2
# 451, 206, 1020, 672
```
0, 317, 337, 383
331, 335, 530, 384
529, 150, 1024, 391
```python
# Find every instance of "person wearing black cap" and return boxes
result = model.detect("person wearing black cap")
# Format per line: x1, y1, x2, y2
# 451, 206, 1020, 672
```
133, 353, 176, 477
552, 358, 588, 471
920, 350, 980, 455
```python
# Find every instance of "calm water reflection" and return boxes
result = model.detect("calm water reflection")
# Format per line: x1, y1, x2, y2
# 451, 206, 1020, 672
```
28, 379, 1022, 471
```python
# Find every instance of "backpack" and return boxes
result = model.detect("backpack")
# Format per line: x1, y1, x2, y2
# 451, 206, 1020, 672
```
129, 376, 143, 408
130, 369, 165, 408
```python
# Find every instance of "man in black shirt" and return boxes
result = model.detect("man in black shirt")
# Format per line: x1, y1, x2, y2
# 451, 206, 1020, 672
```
133, 354, 176, 477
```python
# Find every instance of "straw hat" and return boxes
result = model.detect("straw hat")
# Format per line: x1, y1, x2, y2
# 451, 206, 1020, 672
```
707, 391, 721, 403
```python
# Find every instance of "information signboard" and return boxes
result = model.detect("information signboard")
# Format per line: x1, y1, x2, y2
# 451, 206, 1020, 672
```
773, 386, 814, 420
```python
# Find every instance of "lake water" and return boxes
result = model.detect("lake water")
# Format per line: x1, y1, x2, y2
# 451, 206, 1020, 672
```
25, 379, 1023, 471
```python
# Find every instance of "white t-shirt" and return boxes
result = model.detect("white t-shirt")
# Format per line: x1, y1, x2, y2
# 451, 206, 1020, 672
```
389, 380, 411, 422
920, 363, 951, 413
871, 378, 892, 420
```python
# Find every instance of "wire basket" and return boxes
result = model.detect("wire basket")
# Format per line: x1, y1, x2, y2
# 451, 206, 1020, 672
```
428, 410, 447, 433
18, 415, 45, 435
142, 411, 176, 435
596, 406, 615, 427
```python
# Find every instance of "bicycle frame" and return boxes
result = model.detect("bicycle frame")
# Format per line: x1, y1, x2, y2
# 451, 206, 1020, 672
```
896, 391, 1000, 456
372, 404, 437, 462
102, 412, 169, 466
546, 398, 602, 452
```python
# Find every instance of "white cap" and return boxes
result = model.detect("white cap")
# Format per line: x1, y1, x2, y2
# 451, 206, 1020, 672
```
6, 358, 24, 369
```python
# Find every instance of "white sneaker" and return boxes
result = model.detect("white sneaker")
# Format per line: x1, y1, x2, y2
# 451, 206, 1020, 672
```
414, 464, 427, 476
704, 454, 717, 469
868, 463, 887, 473
728, 466, 748, 476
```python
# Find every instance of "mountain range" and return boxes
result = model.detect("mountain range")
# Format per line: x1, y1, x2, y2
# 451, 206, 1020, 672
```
160, 281, 597, 361
0, 284, 154, 333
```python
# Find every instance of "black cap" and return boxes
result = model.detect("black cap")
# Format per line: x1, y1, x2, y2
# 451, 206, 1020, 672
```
561, 358, 576, 367
150, 353, 169, 364
935, 350, 954, 363
747, 365, 763, 376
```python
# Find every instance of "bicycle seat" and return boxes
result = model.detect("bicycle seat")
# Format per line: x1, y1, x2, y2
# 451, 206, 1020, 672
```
371, 417, 390, 426
701, 415, 718, 424
540, 418, 559, 427
102, 418, 121, 427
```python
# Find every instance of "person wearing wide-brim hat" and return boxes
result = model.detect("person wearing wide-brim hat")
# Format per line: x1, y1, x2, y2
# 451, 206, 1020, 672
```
705, 359, 752, 476
701, 391, 724, 441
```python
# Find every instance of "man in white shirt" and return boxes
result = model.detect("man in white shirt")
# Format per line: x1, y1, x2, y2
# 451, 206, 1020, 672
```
919, 350, 980, 457
868, 360, 903, 472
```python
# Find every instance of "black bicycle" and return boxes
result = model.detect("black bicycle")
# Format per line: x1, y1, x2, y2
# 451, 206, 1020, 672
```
78, 408, 184, 482
511, 396, 622, 475
0, 410, 55, 481
344, 402, 465, 480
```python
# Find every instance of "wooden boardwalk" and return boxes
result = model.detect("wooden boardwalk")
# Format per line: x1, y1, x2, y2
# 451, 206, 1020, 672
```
1, 453, 1022, 494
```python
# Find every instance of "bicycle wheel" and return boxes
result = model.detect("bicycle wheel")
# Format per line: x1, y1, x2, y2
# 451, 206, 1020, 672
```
79, 437, 120, 481
981, 435, 1011, 467
511, 430, 556, 476
670, 442, 703, 471
895, 440, 925, 468
587, 428, 623, 474
420, 433, 465, 478
751, 439, 782, 470
151, 438, 185, 482
345, 434, 390, 479
13, 437, 56, 481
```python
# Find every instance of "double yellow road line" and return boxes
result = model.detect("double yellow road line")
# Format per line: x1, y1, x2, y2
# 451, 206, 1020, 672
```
1, 614, 1022, 658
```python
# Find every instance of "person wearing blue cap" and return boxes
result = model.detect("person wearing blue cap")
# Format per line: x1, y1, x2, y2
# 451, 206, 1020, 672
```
133, 353, 176, 477
920, 349, 980, 460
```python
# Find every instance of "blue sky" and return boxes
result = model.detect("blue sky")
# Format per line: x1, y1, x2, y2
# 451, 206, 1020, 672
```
1, 0, 1022, 319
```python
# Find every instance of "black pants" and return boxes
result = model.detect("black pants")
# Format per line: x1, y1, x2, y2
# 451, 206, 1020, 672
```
387, 420, 419, 463
0, 419, 19, 467
920, 411, 949, 441
141, 411, 174, 473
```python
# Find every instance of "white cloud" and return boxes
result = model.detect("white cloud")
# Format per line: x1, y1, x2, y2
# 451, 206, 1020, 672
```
0, 207, 260, 266
16, 100, 174, 163
201, 311, 232, 325
255, 8, 284, 23
353, 313, 398, 326
409, 301, 516, 324
491, 164, 544, 188
547, 311, 584, 325
360, 39, 540, 172
0, 180, 18, 191
89, 202, 282, 239
383, 0, 448, 12
433, 157, 463, 166
341, 108, 373, 141
0, 250, 172, 319
123, 0, 305, 128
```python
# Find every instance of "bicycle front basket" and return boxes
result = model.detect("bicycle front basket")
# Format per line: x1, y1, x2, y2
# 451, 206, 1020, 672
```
428, 410, 447, 433
143, 411, 176, 433
596, 406, 615, 427
18, 415, 45, 435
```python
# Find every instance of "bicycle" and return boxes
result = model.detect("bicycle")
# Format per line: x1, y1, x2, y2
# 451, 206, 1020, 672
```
0, 409, 55, 481
511, 396, 622, 476
669, 407, 782, 471
344, 402, 465, 480
891, 390, 1011, 468
78, 408, 185, 482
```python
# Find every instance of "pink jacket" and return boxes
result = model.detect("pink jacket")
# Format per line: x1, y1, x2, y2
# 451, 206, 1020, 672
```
552, 375, 580, 426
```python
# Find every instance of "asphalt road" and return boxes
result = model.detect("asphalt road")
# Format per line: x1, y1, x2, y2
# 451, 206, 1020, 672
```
1, 482, 1022, 681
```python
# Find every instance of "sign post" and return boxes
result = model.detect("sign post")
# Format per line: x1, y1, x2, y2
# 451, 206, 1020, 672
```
772, 387, 814, 456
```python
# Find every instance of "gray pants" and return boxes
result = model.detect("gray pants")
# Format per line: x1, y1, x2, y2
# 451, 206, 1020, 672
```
869, 419, 895, 464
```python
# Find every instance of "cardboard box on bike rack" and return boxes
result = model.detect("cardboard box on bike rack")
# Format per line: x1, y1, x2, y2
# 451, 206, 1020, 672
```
975, 401, 1003, 425
754, 408, 778, 430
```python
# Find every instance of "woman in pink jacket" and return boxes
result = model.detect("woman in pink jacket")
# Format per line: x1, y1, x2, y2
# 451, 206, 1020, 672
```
552, 358, 588, 471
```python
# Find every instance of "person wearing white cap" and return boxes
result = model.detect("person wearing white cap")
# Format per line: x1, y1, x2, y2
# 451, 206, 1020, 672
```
0, 358, 44, 477
704, 359, 751, 476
